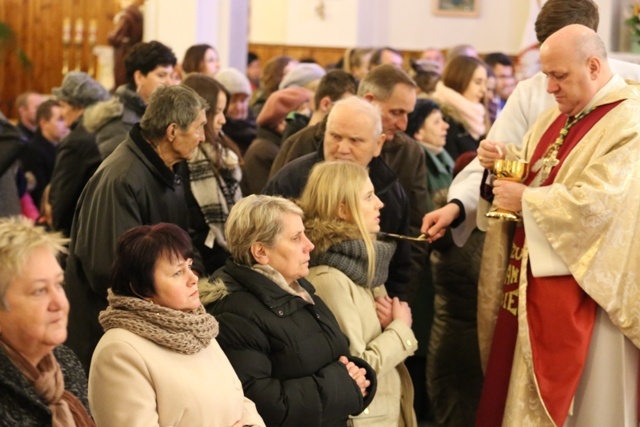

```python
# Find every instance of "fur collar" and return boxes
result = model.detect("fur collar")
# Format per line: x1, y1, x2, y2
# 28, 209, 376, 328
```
304, 217, 362, 256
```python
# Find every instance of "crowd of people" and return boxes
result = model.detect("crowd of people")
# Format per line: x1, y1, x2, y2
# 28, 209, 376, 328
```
2, 0, 640, 426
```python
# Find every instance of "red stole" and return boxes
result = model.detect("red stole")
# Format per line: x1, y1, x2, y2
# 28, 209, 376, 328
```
476, 101, 622, 427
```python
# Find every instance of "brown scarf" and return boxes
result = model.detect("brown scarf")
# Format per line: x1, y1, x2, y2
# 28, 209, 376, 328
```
99, 290, 219, 355
0, 338, 95, 427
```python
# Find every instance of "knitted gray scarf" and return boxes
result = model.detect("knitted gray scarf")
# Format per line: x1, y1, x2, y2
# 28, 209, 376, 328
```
99, 290, 218, 355
310, 239, 396, 288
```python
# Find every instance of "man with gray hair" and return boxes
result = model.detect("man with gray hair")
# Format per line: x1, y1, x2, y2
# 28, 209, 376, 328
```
263, 96, 412, 301
65, 84, 208, 371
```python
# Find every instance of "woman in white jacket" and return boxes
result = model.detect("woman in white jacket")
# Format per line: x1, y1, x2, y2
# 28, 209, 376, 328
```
299, 161, 418, 426
88, 223, 264, 427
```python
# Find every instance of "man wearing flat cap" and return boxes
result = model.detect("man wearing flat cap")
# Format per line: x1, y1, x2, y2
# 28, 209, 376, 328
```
48, 71, 109, 236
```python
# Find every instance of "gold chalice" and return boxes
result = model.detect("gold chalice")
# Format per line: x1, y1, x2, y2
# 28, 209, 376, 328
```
485, 159, 529, 222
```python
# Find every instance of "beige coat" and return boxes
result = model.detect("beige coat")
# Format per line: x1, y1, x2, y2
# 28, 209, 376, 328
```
89, 328, 265, 427
308, 264, 418, 427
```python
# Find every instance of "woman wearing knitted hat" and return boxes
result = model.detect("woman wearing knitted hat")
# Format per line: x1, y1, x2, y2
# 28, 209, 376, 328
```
299, 161, 418, 427
241, 86, 311, 195
88, 223, 265, 427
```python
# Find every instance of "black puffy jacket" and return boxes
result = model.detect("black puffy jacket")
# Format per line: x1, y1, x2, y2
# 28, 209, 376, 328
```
202, 259, 377, 427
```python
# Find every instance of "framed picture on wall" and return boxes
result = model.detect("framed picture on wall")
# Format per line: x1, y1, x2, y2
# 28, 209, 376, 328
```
432, 0, 479, 17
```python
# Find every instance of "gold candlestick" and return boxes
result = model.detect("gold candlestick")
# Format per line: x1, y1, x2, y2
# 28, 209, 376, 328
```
74, 18, 84, 71
62, 17, 71, 75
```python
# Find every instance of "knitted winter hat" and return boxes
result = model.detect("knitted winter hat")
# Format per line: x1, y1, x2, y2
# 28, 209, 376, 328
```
256, 87, 312, 129
52, 72, 109, 108
215, 67, 252, 95
278, 63, 326, 90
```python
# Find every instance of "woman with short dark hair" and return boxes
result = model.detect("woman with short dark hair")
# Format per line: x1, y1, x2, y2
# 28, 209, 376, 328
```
89, 223, 264, 427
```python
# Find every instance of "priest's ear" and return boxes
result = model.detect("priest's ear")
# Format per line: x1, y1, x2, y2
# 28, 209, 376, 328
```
587, 56, 601, 80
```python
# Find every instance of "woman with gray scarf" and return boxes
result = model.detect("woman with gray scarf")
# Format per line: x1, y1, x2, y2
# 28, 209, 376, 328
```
88, 223, 264, 427
299, 161, 418, 427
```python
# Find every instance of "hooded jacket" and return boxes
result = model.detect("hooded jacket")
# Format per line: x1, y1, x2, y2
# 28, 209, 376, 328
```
200, 259, 377, 427
83, 84, 146, 159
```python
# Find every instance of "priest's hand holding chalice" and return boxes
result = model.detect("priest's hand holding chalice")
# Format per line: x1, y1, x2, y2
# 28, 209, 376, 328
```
478, 140, 528, 222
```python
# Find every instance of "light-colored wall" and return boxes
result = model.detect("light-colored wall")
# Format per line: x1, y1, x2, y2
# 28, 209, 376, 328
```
249, 0, 621, 55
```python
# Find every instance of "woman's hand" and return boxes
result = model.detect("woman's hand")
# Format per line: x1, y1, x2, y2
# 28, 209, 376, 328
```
493, 180, 526, 212
391, 297, 412, 328
339, 356, 370, 397
375, 295, 393, 329
478, 140, 506, 170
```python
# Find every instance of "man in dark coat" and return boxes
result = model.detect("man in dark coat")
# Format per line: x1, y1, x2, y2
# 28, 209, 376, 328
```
21, 100, 69, 208
48, 72, 109, 236
65, 85, 208, 372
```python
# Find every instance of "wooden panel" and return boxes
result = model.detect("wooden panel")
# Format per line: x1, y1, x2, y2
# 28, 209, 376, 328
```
0, 0, 120, 119
249, 43, 427, 70
249, 43, 346, 68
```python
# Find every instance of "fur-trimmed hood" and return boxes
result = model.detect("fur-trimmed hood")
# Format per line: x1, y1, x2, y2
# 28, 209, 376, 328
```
198, 276, 229, 306
304, 216, 362, 256
83, 85, 144, 132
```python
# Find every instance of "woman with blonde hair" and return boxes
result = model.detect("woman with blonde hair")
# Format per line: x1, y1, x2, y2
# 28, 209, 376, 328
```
299, 161, 418, 427
200, 194, 376, 426
0, 217, 94, 426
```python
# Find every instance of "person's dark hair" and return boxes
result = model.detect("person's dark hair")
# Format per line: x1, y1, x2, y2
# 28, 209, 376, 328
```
535, 0, 599, 44
357, 64, 416, 100
140, 84, 208, 142
110, 223, 194, 299
36, 99, 61, 124
369, 47, 402, 67
442, 56, 487, 95
483, 52, 513, 69
247, 51, 259, 65
406, 98, 441, 138
414, 70, 441, 95
260, 55, 295, 97
182, 44, 216, 74
181, 73, 242, 164
124, 41, 177, 88
313, 70, 357, 109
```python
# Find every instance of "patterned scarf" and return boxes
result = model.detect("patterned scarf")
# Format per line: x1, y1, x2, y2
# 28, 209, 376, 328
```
0, 338, 95, 427
99, 290, 218, 355
187, 141, 242, 250
311, 239, 396, 288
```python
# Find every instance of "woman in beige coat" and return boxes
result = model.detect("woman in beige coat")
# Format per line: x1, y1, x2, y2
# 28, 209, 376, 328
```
88, 223, 264, 427
299, 161, 418, 426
